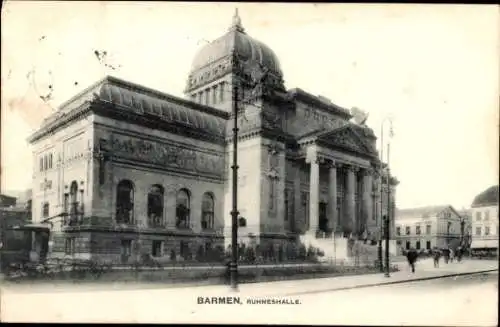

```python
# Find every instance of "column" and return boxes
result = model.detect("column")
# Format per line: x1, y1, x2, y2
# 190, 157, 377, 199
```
293, 162, 301, 232
344, 165, 356, 236
362, 168, 373, 233
328, 161, 337, 233
308, 158, 320, 235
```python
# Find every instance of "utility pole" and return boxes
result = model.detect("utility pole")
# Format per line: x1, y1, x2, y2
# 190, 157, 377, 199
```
384, 142, 391, 278
230, 51, 240, 291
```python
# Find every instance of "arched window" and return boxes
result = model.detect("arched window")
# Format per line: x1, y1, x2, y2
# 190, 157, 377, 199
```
69, 181, 79, 224
201, 192, 214, 229
147, 184, 164, 227
116, 180, 134, 224
176, 189, 190, 229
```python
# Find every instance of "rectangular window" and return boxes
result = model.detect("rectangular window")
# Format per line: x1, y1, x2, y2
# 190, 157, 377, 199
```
475, 227, 482, 236
396, 227, 401, 236
42, 202, 49, 218
426, 224, 431, 235
416, 226, 421, 235
416, 241, 421, 250
405, 226, 410, 235
485, 227, 490, 236
180, 241, 190, 260
39, 157, 44, 172
426, 241, 431, 250
476, 212, 482, 221
152, 240, 163, 257
121, 240, 132, 257
405, 241, 410, 250
65, 238, 75, 255
484, 211, 490, 220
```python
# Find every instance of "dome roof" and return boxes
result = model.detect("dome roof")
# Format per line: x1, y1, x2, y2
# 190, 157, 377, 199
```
189, 9, 283, 78
471, 185, 499, 207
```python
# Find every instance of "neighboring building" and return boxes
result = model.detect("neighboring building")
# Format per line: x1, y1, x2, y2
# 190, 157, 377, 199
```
0, 202, 32, 249
0, 194, 17, 208
395, 205, 463, 251
457, 208, 473, 249
470, 185, 499, 254
27, 11, 397, 263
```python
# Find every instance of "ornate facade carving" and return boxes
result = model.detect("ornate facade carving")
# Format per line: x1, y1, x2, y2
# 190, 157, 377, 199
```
303, 106, 348, 130
110, 135, 224, 176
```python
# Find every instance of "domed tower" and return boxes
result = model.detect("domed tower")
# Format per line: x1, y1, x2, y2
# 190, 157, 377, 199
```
184, 9, 286, 113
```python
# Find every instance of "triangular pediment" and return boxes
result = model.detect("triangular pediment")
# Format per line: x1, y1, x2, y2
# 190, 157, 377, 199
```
317, 125, 376, 156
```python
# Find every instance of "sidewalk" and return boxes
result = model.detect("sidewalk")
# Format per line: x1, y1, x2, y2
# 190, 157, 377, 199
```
237, 258, 498, 297
190, 258, 498, 298
2, 258, 497, 297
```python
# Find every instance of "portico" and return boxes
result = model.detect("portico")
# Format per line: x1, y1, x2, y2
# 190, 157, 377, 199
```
298, 125, 378, 241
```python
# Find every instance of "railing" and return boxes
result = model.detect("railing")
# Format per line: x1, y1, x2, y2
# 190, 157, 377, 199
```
175, 220, 194, 229
147, 215, 165, 228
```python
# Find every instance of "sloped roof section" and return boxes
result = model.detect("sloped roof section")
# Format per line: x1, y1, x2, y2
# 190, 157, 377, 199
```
33, 76, 229, 142
299, 124, 377, 157
471, 185, 499, 208
396, 205, 452, 219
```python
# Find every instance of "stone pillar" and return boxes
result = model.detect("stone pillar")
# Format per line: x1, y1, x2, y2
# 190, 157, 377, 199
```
344, 165, 357, 236
327, 161, 337, 233
308, 158, 320, 235
293, 162, 301, 232
362, 168, 373, 234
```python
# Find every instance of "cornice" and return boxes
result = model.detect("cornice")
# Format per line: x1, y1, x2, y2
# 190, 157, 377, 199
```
315, 138, 378, 162
288, 88, 352, 119
93, 101, 227, 145
28, 102, 93, 144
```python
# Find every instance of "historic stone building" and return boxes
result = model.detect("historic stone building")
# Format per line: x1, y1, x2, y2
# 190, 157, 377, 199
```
29, 11, 397, 263
470, 185, 499, 255
394, 205, 463, 252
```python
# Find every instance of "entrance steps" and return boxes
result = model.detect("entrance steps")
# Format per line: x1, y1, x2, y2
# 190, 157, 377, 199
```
300, 233, 400, 266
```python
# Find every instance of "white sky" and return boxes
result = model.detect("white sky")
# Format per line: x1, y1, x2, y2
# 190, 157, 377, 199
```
1, 2, 498, 210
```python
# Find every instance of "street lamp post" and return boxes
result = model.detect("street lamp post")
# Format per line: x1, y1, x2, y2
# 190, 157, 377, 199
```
460, 218, 465, 247
230, 52, 240, 291
384, 144, 392, 278
379, 116, 393, 274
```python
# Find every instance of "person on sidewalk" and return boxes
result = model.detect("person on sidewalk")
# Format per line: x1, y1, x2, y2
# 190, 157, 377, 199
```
443, 247, 450, 264
456, 246, 463, 262
406, 247, 419, 273
432, 248, 442, 268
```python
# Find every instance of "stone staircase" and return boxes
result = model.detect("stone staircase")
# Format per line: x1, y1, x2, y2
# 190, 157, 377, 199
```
300, 232, 401, 266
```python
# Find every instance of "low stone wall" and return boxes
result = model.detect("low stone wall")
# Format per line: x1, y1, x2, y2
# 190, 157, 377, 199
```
4, 263, 395, 285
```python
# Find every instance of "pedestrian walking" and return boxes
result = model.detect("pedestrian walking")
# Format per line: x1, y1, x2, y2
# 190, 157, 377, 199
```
449, 248, 455, 263
456, 246, 463, 262
443, 248, 450, 264
433, 248, 441, 268
406, 247, 419, 273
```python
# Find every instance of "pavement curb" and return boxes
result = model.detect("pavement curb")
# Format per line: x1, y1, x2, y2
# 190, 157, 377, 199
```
282, 268, 499, 296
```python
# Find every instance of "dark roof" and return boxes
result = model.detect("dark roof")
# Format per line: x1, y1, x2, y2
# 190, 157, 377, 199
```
30, 76, 229, 143
471, 185, 499, 207
396, 205, 456, 219
287, 88, 352, 119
